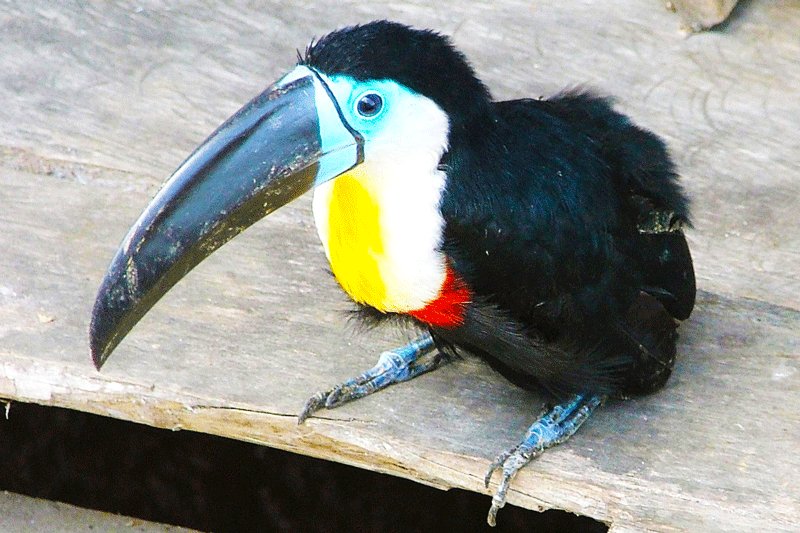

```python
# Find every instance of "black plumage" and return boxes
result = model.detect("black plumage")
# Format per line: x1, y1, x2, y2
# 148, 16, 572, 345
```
437, 92, 694, 397
306, 21, 695, 400
304, 21, 492, 124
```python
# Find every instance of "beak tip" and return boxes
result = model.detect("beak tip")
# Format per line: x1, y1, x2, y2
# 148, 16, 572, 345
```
90, 349, 106, 371
89, 276, 126, 371
89, 311, 111, 371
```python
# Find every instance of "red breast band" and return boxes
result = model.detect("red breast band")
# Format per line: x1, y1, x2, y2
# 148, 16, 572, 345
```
409, 264, 471, 328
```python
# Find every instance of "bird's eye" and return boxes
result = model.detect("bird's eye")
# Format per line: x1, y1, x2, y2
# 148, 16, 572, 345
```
355, 92, 384, 118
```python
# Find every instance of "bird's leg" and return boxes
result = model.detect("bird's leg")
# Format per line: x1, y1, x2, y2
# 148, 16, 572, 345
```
298, 333, 444, 423
484, 393, 605, 526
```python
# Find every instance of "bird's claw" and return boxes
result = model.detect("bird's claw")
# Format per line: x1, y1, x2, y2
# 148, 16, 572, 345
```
298, 378, 375, 424
484, 442, 542, 526
297, 335, 439, 424
482, 394, 605, 526
297, 391, 330, 424
484, 450, 510, 488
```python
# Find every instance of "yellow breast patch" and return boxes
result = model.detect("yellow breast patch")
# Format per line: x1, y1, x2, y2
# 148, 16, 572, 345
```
326, 169, 388, 309
313, 158, 449, 315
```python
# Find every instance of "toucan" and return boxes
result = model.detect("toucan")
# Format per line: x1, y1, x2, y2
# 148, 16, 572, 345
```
90, 21, 695, 525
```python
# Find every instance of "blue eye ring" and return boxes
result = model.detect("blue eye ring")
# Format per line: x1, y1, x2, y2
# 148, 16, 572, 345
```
355, 91, 384, 118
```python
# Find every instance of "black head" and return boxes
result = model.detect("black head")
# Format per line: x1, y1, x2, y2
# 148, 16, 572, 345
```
303, 21, 492, 124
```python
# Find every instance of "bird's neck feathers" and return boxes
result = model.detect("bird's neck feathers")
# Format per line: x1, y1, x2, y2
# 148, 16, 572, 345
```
312, 139, 450, 316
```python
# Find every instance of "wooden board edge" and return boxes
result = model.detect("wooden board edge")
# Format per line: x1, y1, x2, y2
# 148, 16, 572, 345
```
0, 350, 621, 527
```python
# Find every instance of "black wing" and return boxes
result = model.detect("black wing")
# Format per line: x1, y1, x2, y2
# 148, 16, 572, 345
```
436, 91, 695, 397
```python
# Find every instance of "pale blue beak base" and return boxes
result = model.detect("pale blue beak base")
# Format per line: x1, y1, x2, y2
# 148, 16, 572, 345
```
279, 65, 364, 186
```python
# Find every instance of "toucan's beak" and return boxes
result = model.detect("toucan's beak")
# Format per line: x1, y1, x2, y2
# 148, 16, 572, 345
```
90, 65, 362, 368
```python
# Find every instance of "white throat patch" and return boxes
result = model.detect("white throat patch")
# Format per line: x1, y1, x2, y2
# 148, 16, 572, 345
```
311, 77, 451, 313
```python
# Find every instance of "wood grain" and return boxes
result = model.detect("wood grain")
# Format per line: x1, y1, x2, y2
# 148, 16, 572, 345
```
1, 1, 798, 531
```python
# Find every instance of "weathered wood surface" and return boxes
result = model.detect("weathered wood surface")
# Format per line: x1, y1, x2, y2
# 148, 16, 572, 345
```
0, 1, 798, 531
669, 0, 741, 31
0, 491, 196, 532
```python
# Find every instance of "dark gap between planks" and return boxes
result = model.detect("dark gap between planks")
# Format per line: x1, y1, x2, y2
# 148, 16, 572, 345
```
0, 402, 607, 532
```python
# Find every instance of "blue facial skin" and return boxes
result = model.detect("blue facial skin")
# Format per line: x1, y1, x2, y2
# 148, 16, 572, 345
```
311, 72, 422, 184
328, 76, 415, 135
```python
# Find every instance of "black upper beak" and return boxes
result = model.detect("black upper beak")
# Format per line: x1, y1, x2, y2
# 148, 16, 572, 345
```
90, 66, 362, 368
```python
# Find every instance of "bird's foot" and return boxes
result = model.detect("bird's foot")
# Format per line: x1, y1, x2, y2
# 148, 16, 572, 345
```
484, 393, 605, 526
298, 333, 443, 423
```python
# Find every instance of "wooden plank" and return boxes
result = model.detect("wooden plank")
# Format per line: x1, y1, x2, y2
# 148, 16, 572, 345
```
668, 0, 741, 31
1, 1, 798, 531
0, 491, 196, 532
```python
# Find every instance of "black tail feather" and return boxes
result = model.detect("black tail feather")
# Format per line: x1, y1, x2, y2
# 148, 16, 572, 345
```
636, 229, 696, 320
616, 292, 679, 396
